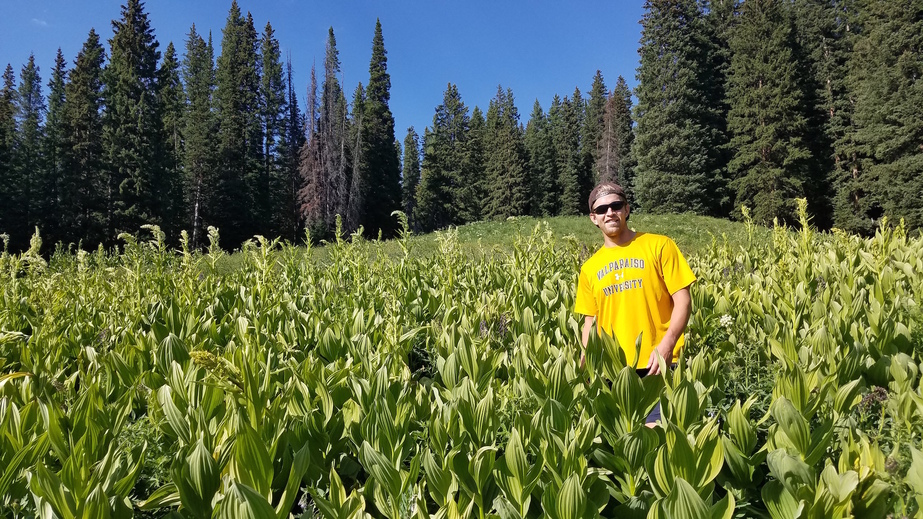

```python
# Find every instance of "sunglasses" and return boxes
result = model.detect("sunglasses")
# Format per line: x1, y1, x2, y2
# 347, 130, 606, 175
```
592, 200, 626, 214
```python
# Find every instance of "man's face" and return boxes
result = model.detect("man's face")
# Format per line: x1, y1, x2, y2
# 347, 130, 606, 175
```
589, 194, 630, 238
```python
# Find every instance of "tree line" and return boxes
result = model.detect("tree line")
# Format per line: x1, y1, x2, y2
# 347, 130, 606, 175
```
1, 0, 921, 253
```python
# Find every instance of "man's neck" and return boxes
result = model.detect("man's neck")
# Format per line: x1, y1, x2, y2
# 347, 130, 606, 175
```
603, 229, 636, 248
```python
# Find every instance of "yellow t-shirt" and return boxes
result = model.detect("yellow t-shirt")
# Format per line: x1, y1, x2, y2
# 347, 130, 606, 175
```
574, 232, 696, 368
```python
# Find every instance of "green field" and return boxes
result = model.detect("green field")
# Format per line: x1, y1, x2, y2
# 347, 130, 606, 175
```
1, 211, 921, 518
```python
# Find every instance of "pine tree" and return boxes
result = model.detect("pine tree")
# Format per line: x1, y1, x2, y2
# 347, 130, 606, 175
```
298, 62, 324, 239
415, 83, 469, 231
259, 21, 286, 238
699, 0, 738, 216
844, 0, 923, 231
103, 0, 164, 242
159, 41, 185, 240
483, 86, 529, 219
0, 65, 17, 241
10, 54, 45, 250
790, 0, 842, 228
277, 56, 305, 242
299, 29, 350, 238
360, 19, 402, 238
553, 93, 583, 215
182, 25, 217, 248
726, 0, 811, 225
401, 126, 421, 228
584, 71, 608, 183
524, 99, 557, 216
597, 76, 635, 191
62, 29, 106, 247
215, 1, 262, 246
633, 0, 724, 215
817, 0, 864, 232
460, 106, 487, 222
347, 82, 365, 233
41, 49, 68, 244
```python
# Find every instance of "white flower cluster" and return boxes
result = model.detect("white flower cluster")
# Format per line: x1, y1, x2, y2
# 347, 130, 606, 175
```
720, 314, 734, 330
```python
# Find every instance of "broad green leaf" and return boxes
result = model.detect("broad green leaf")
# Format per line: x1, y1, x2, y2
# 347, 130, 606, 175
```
137, 483, 181, 510
423, 449, 454, 507
472, 446, 497, 493
710, 490, 735, 519
231, 423, 273, 498
30, 462, 77, 519
215, 481, 277, 519
360, 441, 400, 498
173, 440, 218, 519
662, 477, 707, 519
819, 464, 858, 506
726, 398, 756, 454
113, 444, 146, 498
79, 484, 110, 519
833, 379, 862, 417
556, 473, 586, 519
0, 433, 47, 496
275, 443, 312, 519
157, 385, 191, 445
766, 449, 813, 497
771, 397, 810, 457
761, 480, 803, 519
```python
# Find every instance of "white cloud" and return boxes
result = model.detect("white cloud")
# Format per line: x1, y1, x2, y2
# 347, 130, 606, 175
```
31, 18, 48, 28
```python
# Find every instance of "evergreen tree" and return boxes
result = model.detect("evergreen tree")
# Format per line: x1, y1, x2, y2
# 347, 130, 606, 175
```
844, 0, 923, 231
10, 54, 45, 250
816, 0, 864, 232
259, 21, 286, 238
524, 99, 557, 216
633, 0, 724, 215
299, 28, 350, 238
215, 1, 262, 246
790, 0, 842, 228
460, 106, 487, 222
103, 0, 164, 241
700, 0, 738, 216
347, 82, 365, 233
553, 93, 583, 215
483, 86, 528, 219
360, 19, 402, 238
298, 62, 324, 238
415, 83, 469, 231
158, 41, 185, 240
0, 65, 17, 241
62, 29, 106, 247
182, 25, 217, 248
584, 71, 608, 183
726, 0, 811, 225
597, 76, 635, 191
277, 56, 305, 242
400, 126, 421, 228
41, 49, 68, 244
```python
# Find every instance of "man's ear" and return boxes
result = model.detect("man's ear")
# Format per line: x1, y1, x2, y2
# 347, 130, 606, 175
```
590, 213, 599, 228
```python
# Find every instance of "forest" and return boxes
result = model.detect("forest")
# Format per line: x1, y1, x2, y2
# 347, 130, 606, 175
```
0, 0, 921, 252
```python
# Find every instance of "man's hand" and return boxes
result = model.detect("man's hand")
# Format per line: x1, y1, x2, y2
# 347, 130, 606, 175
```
646, 339, 675, 376
645, 287, 691, 377
580, 316, 594, 369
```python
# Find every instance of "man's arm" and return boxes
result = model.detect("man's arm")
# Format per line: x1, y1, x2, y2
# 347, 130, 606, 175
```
646, 287, 692, 376
580, 315, 595, 367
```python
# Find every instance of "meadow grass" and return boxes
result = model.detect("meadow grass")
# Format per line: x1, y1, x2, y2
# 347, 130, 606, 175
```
218, 212, 770, 273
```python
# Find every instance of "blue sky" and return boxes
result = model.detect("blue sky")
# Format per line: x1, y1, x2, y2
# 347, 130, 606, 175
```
1, 0, 646, 138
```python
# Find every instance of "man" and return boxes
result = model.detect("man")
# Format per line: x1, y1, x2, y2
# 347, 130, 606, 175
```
573, 181, 696, 425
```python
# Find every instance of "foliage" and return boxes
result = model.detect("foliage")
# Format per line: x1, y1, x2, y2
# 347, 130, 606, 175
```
1, 209, 921, 517
632, 0, 726, 216
726, 0, 811, 226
